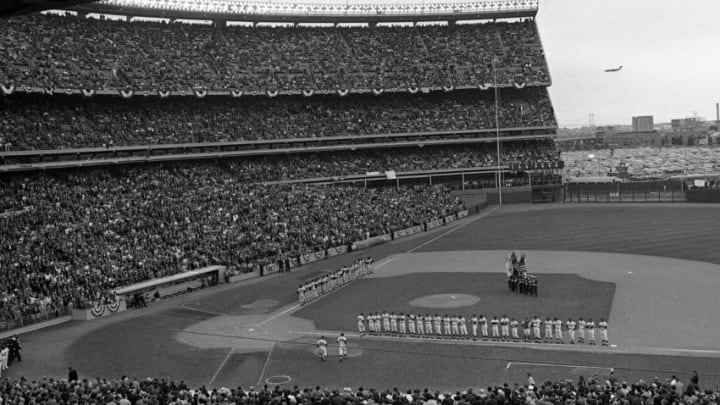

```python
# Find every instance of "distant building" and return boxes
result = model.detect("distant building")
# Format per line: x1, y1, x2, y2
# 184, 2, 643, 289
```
632, 116, 654, 132
671, 117, 703, 131
668, 117, 715, 145
596, 125, 661, 147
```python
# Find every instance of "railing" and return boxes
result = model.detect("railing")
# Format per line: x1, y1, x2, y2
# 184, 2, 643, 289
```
0, 307, 71, 332
564, 181, 686, 203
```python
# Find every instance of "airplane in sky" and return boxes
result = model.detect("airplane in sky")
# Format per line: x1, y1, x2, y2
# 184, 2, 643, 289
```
604, 65, 623, 72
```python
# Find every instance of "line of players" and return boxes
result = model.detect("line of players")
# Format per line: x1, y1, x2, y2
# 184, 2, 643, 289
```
297, 257, 374, 305
357, 313, 610, 346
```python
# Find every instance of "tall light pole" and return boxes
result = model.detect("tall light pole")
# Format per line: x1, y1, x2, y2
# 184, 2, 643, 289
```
493, 57, 503, 206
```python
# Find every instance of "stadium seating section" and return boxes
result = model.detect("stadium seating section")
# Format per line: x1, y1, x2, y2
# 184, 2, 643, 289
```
0, 164, 467, 319
0, 13, 561, 326
0, 88, 555, 150
0, 15, 549, 92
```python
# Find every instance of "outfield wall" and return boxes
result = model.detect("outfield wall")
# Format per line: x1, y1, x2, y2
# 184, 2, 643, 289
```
686, 189, 720, 203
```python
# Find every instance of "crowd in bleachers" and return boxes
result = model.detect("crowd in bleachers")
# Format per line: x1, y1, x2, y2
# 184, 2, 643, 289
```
227, 142, 560, 183
0, 163, 465, 322
0, 89, 556, 150
0, 371, 713, 405
0, 15, 549, 92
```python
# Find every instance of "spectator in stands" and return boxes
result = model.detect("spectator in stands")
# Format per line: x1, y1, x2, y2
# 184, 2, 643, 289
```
0, 89, 556, 150
0, 164, 466, 319
0, 15, 550, 93
0, 373, 717, 405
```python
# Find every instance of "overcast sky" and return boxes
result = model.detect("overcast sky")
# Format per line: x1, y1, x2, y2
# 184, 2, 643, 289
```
536, 0, 720, 127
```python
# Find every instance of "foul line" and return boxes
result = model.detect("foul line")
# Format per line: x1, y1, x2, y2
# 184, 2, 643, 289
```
257, 350, 273, 386
506, 361, 612, 371
260, 303, 300, 326
369, 207, 500, 272
408, 206, 500, 253
209, 348, 235, 386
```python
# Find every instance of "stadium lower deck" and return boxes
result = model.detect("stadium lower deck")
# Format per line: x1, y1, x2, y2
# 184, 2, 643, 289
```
9, 204, 720, 391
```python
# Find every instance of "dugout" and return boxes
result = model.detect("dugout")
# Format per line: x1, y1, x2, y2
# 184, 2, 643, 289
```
114, 265, 226, 307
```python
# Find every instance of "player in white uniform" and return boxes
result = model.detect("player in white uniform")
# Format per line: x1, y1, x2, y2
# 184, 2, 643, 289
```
599, 318, 609, 346
417, 314, 426, 335
440, 315, 449, 336
471, 315, 479, 338
577, 318, 586, 343
500, 315, 510, 341
407, 314, 416, 334
398, 313, 407, 334
433, 314, 442, 335
357, 313, 366, 334
382, 312, 390, 332
316, 336, 328, 361
544, 317, 553, 343
337, 333, 348, 361
390, 312, 398, 333
0, 346, 7, 375
479, 315, 488, 340
298, 285, 306, 305
451, 316, 459, 336
510, 318, 520, 342
567, 318, 577, 344
425, 314, 434, 336
554, 318, 563, 343
459, 316, 468, 336
491, 316, 500, 340
586, 318, 596, 345
532, 316, 542, 342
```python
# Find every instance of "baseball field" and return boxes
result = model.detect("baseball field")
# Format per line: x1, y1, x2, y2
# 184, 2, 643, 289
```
9, 204, 720, 391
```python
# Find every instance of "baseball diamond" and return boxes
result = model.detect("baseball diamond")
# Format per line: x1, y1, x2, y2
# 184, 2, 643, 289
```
6, 204, 720, 391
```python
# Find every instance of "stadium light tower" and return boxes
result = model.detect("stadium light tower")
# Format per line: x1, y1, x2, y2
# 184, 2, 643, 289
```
493, 57, 503, 206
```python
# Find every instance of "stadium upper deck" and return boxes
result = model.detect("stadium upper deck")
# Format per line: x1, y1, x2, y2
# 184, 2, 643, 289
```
0, 8, 550, 94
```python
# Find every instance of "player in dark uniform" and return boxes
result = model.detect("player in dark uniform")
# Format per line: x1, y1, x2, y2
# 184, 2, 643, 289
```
522, 317, 532, 343
530, 276, 538, 296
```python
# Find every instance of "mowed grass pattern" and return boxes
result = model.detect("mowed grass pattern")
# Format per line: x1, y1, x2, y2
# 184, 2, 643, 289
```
421, 205, 720, 265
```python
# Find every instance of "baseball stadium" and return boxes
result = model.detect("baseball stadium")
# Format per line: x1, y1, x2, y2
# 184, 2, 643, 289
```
1, 0, 720, 404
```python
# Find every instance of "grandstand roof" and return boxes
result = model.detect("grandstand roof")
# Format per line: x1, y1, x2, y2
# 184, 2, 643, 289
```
0, 0, 94, 17
70, 0, 538, 23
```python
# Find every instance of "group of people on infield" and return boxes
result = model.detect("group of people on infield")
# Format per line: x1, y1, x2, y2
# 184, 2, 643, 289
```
315, 333, 349, 362
297, 258, 374, 305
357, 313, 610, 346
506, 252, 539, 296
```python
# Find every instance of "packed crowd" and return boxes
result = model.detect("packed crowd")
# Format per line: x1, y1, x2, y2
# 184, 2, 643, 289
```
0, 15, 549, 92
0, 163, 465, 322
0, 89, 556, 150
0, 141, 561, 194
229, 141, 560, 183
0, 370, 713, 404
358, 313, 608, 346
298, 258, 374, 305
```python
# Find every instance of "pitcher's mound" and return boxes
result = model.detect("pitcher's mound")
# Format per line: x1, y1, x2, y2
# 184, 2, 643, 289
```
409, 293, 480, 308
